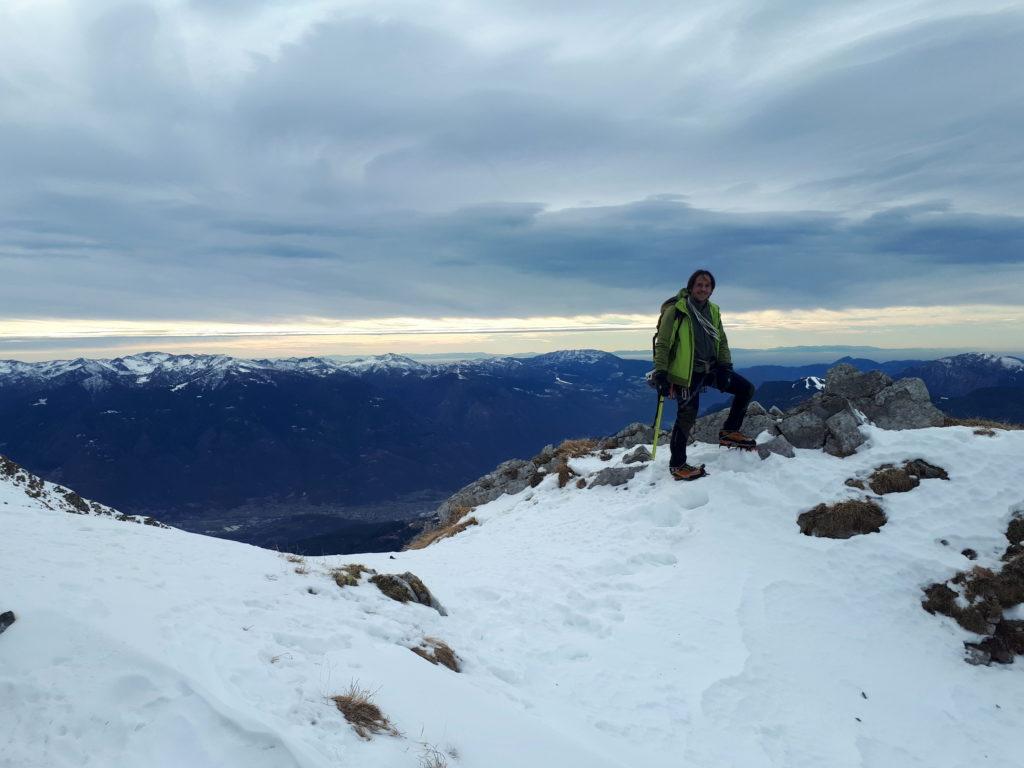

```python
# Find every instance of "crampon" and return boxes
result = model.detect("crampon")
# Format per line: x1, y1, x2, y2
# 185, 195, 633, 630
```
719, 430, 756, 451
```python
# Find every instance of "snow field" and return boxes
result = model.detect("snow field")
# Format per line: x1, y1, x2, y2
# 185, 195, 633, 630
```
2, 424, 1023, 767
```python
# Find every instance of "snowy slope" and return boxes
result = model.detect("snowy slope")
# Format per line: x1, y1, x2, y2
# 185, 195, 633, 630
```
3, 425, 1024, 767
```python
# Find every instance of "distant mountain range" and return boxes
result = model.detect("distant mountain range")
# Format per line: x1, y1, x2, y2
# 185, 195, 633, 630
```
0, 350, 654, 551
1, 349, 1020, 553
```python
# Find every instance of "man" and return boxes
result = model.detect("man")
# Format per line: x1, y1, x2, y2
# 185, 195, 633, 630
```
652, 269, 756, 481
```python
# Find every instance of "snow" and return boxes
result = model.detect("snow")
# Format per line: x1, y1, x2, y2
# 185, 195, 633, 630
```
803, 376, 825, 390
3, 426, 1024, 767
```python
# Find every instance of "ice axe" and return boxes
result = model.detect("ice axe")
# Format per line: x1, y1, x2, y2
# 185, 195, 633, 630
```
651, 394, 665, 459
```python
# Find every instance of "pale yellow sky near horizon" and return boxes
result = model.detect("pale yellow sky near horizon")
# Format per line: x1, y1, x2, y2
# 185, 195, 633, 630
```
0, 304, 1021, 361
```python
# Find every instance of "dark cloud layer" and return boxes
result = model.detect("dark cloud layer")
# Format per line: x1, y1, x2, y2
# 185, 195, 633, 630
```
0, 0, 1022, 329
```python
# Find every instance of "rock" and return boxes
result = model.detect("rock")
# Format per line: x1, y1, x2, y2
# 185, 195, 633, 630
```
962, 549, 978, 561
826, 364, 892, 399
608, 422, 663, 449
757, 435, 796, 460
779, 410, 827, 449
693, 408, 778, 444
824, 407, 867, 457
768, 405, 785, 418
964, 644, 993, 666
1007, 510, 1024, 547
589, 466, 644, 488
903, 459, 949, 480
435, 458, 534, 524
746, 401, 767, 417
996, 619, 1024, 655
370, 572, 447, 615
0, 611, 15, 636
966, 637, 1014, 665
863, 378, 945, 429
622, 446, 652, 464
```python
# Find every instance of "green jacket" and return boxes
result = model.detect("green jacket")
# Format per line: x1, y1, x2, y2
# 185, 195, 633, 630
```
653, 288, 732, 386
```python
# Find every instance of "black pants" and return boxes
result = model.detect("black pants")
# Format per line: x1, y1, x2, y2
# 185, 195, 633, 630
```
669, 367, 755, 468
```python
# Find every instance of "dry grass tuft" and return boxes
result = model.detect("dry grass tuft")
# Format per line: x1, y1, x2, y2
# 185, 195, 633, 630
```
332, 682, 399, 739
285, 554, 305, 564
554, 438, 599, 458
410, 636, 462, 672
331, 563, 374, 588
294, 565, 309, 575
943, 416, 1024, 430
797, 499, 887, 539
405, 509, 479, 550
868, 467, 919, 495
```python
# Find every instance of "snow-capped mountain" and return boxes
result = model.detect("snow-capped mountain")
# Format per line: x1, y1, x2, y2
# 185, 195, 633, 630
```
901, 353, 1024, 397
0, 350, 627, 392
3, 422, 1023, 767
0, 351, 654, 549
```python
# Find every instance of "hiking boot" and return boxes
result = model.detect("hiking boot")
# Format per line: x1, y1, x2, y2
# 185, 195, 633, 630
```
719, 430, 756, 451
670, 464, 707, 481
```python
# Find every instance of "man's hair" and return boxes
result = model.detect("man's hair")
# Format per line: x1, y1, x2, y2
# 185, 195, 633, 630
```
686, 269, 716, 292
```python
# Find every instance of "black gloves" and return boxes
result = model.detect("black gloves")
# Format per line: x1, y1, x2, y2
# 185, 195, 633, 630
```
718, 363, 734, 389
653, 370, 672, 397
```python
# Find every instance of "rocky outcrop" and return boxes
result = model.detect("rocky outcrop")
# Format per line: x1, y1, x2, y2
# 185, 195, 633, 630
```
427, 365, 949, 530
434, 458, 535, 525
694, 363, 945, 457
0, 455, 167, 528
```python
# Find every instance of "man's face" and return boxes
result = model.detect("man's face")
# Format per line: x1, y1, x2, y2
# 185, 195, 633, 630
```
691, 274, 713, 302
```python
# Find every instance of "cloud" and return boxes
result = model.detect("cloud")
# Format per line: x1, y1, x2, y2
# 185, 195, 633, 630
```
0, 0, 1022, 343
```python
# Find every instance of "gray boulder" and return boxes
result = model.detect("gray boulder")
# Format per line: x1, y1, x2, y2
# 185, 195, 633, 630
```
779, 410, 828, 449
0, 611, 15, 636
826, 364, 892, 399
605, 421, 666, 449
768, 405, 785, 418
757, 435, 796, 459
622, 446, 652, 464
862, 378, 945, 429
824, 407, 867, 457
693, 403, 778, 444
589, 466, 644, 488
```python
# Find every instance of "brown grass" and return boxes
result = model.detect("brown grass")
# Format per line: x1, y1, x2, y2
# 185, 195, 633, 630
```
868, 467, 919, 495
555, 438, 599, 458
331, 563, 373, 588
943, 416, 1024, 430
797, 499, 887, 539
286, 554, 305, 564
410, 637, 461, 672
332, 683, 399, 739
405, 510, 479, 550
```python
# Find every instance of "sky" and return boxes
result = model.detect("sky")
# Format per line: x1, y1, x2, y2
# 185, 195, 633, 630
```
1, 0, 1023, 361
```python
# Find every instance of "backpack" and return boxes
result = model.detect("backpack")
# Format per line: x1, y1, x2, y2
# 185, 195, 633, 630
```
646, 295, 683, 388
